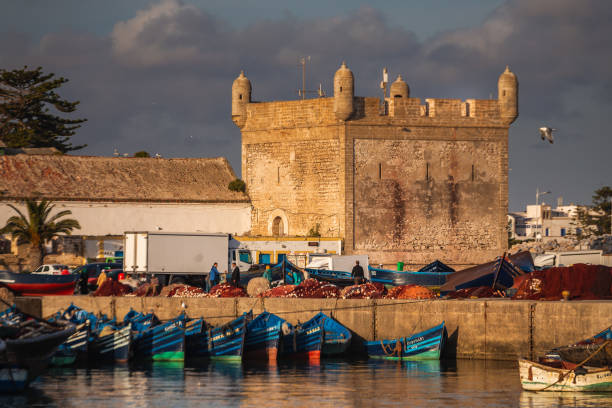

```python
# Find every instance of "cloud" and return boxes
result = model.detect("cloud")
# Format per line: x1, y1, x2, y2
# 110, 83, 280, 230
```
2, 0, 611, 208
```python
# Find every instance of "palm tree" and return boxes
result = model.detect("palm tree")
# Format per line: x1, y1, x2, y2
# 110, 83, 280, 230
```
1, 199, 81, 269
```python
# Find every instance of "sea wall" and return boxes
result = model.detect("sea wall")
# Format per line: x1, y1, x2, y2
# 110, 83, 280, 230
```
18, 296, 612, 361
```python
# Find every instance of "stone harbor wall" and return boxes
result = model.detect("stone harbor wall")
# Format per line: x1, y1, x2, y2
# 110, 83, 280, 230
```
19, 296, 612, 361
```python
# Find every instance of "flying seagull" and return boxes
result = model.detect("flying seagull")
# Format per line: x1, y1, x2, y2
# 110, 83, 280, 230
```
539, 127, 555, 144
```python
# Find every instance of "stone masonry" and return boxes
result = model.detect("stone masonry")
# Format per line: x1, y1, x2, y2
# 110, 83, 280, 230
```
232, 65, 518, 268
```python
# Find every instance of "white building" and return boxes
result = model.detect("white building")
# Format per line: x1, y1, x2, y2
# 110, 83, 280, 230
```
509, 200, 581, 241
0, 154, 251, 265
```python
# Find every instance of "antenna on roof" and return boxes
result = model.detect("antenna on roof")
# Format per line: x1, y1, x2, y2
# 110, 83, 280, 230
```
113, 148, 119, 157
297, 56, 324, 99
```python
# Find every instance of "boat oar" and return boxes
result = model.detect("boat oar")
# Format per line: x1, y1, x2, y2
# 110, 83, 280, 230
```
0, 294, 63, 328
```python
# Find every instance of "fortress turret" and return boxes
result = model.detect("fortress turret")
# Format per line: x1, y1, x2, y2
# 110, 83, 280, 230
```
232, 70, 251, 128
498, 66, 518, 125
390, 75, 410, 99
333, 62, 354, 121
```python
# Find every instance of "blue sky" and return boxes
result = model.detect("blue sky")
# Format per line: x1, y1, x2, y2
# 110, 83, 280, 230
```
1, 0, 610, 210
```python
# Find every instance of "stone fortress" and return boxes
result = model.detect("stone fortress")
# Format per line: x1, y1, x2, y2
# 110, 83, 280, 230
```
232, 63, 518, 268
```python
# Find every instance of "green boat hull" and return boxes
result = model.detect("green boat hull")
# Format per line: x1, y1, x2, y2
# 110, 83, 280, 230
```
210, 355, 242, 362
50, 355, 77, 366
369, 348, 441, 361
152, 351, 185, 362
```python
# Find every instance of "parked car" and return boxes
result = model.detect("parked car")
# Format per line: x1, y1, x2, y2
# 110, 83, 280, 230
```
32, 264, 70, 275
72, 262, 123, 291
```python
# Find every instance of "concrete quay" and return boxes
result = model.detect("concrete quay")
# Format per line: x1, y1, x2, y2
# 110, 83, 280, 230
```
16, 296, 612, 361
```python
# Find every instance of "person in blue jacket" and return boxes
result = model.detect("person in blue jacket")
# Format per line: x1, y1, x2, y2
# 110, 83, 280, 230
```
207, 262, 220, 292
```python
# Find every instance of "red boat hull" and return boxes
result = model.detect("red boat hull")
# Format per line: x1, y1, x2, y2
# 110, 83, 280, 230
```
4, 282, 76, 296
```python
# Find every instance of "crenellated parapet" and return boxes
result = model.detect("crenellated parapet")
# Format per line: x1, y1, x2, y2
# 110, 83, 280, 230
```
231, 64, 518, 130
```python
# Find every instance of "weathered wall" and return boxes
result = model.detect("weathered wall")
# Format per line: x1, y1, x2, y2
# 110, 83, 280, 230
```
242, 98, 344, 237
34, 296, 612, 361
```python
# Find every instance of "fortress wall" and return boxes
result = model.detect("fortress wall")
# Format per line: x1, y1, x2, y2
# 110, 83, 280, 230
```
242, 118, 344, 238
243, 98, 337, 131
347, 126, 508, 267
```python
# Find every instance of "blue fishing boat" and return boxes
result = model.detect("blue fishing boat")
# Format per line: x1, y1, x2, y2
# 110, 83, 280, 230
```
418, 260, 455, 273
552, 325, 612, 367
50, 322, 89, 366
365, 322, 446, 361
244, 311, 287, 363
126, 311, 186, 362
89, 322, 132, 363
280, 316, 324, 362
186, 313, 249, 361
311, 312, 352, 356
305, 268, 354, 287
368, 266, 452, 287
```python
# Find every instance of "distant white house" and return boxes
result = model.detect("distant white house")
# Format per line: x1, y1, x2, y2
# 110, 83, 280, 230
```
508, 200, 581, 241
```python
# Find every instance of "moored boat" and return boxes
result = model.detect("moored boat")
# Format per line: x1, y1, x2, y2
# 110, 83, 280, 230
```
128, 312, 186, 362
311, 312, 352, 356
552, 326, 612, 367
368, 266, 452, 287
365, 322, 446, 361
0, 270, 78, 296
0, 318, 75, 391
186, 313, 249, 361
280, 316, 323, 362
244, 311, 287, 363
89, 323, 132, 363
50, 322, 89, 366
518, 358, 612, 392
305, 268, 354, 287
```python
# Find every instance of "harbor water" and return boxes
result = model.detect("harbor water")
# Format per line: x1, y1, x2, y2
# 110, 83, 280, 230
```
2, 359, 612, 407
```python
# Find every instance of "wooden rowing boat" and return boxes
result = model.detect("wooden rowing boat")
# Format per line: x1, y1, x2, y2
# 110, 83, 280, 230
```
519, 358, 612, 392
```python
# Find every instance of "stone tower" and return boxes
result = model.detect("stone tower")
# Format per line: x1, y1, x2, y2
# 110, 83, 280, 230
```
232, 71, 251, 128
233, 65, 518, 268
390, 75, 409, 99
497, 66, 518, 125
333, 62, 354, 121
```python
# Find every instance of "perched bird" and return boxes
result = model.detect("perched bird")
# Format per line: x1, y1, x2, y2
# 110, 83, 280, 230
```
539, 127, 555, 144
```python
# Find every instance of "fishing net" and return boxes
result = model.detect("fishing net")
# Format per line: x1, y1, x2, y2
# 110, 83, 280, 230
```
209, 283, 248, 298
92, 280, 132, 297
340, 283, 386, 299
290, 279, 340, 298
258, 285, 297, 298
385, 285, 436, 300
512, 264, 612, 300
166, 285, 207, 298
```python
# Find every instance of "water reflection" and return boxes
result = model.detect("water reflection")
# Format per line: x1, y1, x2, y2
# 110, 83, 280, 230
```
1, 359, 611, 407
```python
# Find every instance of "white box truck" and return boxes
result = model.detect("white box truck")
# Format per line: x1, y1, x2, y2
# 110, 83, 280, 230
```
124, 232, 253, 285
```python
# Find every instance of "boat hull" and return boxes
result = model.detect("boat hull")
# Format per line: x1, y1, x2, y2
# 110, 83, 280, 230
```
132, 318, 185, 362
519, 359, 612, 392
0, 271, 77, 296
311, 312, 352, 356
89, 325, 131, 363
280, 319, 323, 362
365, 322, 446, 361
186, 315, 247, 361
245, 312, 284, 363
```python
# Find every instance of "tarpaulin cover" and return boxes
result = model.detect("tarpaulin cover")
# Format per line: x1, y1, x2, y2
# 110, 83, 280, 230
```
92, 280, 132, 297
512, 263, 612, 300
340, 282, 386, 299
385, 285, 437, 300
440, 251, 534, 294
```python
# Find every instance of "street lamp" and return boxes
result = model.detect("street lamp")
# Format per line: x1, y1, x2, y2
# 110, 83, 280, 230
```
536, 188, 551, 240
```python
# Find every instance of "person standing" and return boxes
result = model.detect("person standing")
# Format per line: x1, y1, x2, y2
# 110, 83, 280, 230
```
96, 268, 108, 289
207, 262, 220, 292
351, 260, 364, 285
230, 262, 240, 287
262, 265, 272, 283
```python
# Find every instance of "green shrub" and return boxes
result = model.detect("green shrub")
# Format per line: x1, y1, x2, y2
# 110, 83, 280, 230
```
228, 179, 246, 193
